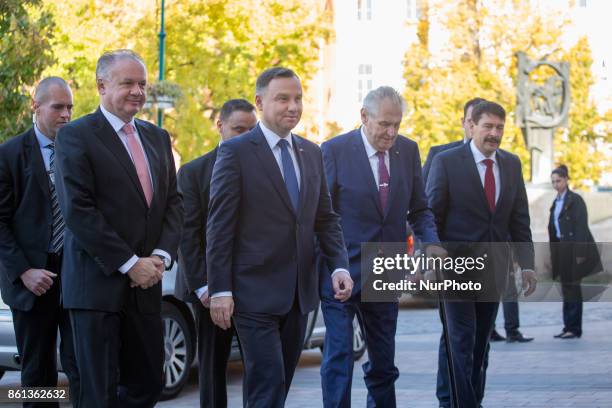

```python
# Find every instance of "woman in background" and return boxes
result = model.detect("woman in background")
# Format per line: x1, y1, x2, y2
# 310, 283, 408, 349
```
548, 165, 602, 339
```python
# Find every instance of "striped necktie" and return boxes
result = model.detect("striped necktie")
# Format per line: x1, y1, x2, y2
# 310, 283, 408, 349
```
46, 143, 64, 253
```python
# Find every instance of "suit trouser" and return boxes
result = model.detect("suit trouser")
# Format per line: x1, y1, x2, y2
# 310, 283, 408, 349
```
561, 280, 583, 336
320, 297, 399, 408
195, 303, 234, 408
436, 301, 499, 408
11, 253, 79, 408
233, 299, 307, 408
69, 292, 164, 408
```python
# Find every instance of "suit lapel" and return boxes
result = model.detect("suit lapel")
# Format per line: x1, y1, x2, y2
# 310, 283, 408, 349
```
25, 129, 51, 200
385, 144, 401, 218
352, 132, 383, 217
92, 109, 148, 207
495, 150, 509, 212
461, 142, 490, 214
292, 135, 308, 220
249, 126, 296, 215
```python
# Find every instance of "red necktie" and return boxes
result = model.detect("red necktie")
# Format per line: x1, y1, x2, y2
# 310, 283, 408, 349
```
483, 158, 495, 212
123, 123, 153, 206
376, 151, 390, 211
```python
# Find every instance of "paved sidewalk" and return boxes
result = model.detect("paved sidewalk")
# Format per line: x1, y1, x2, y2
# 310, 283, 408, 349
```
160, 303, 612, 407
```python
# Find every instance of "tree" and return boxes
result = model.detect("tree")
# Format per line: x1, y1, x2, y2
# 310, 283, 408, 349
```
43, 0, 330, 163
0, 0, 55, 141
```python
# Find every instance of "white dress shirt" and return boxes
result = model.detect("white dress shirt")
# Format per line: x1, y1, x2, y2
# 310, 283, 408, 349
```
360, 127, 390, 190
469, 140, 501, 204
99, 105, 171, 273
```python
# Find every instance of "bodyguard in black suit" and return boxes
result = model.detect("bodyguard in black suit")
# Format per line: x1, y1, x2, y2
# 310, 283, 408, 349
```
422, 97, 485, 185
427, 101, 537, 408
175, 99, 257, 407
54, 50, 182, 407
0, 77, 79, 407
206, 68, 352, 408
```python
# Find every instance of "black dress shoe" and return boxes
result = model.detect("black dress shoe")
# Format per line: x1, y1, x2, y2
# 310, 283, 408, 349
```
506, 331, 534, 343
553, 330, 567, 338
490, 330, 506, 342
558, 331, 580, 339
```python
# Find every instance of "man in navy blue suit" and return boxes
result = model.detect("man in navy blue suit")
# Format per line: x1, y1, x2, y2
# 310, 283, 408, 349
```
206, 67, 353, 408
319, 86, 439, 408
422, 97, 485, 185
427, 101, 537, 408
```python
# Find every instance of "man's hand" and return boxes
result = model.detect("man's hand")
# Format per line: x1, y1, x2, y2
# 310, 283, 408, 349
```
425, 244, 448, 259
332, 271, 353, 302
20, 268, 57, 296
210, 296, 234, 330
199, 290, 211, 308
521, 269, 537, 297
128, 257, 163, 289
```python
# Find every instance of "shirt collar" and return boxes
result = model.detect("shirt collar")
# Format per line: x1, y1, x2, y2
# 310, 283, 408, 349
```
100, 105, 136, 134
259, 121, 293, 151
469, 139, 496, 164
360, 126, 386, 158
557, 189, 567, 201
34, 125, 54, 148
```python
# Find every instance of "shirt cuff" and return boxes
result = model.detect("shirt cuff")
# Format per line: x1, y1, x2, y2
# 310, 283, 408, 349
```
152, 249, 172, 268
331, 268, 350, 278
521, 269, 535, 274
210, 291, 232, 298
118, 255, 139, 274
195, 285, 208, 299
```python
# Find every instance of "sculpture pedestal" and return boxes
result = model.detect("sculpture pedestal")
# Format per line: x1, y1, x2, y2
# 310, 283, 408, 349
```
527, 127, 554, 184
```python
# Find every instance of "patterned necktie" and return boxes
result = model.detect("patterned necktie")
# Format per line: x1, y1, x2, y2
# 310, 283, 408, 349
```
483, 158, 496, 212
376, 151, 390, 211
46, 144, 64, 253
123, 123, 153, 206
277, 138, 299, 212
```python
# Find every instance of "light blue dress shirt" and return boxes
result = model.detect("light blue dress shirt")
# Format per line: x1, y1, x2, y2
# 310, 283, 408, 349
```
553, 190, 567, 239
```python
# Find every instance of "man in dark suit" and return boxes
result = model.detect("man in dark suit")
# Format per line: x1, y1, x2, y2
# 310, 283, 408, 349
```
319, 86, 439, 407
175, 98, 257, 408
54, 50, 183, 408
422, 97, 485, 185
206, 67, 353, 408
0, 77, 80, 407
427, 101, 537, 408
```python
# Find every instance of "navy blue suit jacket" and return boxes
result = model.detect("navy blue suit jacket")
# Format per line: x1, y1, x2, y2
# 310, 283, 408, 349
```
206, 124, 348, 315
422, 140, 463, 185
426, 142, 534, 272
320, 129, 439, 298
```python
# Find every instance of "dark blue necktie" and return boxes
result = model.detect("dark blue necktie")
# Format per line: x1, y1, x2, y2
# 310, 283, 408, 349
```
277, 138, 299, 212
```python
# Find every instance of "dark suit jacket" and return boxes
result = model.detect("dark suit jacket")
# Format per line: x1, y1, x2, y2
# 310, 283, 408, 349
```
206, 124, 349, 315
427, 142, 534, 280
320, 129, 439, 297
422, 140, 463, 185
0, 128, 54, 311
54, 108, 183, 313
548, 189, 602, 281
175, 147, 218, 303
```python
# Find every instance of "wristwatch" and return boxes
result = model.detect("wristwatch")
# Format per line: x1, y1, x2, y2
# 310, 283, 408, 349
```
154, 254, 172, 270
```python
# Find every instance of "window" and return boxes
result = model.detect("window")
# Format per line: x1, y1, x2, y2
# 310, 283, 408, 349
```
579, 0, 587, 7
407, 0, 421, 20
357, 0, 372, 21
358, 64, 373, 103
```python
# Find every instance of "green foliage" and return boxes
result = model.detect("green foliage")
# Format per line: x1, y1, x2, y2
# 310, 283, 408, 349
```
43, 0, 329, 164
0, 0, 55, 141
402, 0, 612, 187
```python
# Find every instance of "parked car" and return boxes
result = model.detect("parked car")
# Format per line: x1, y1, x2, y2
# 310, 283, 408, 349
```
0, 264, 367, 400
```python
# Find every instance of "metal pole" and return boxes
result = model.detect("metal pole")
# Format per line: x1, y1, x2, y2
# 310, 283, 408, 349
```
157, 0, 166, 127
